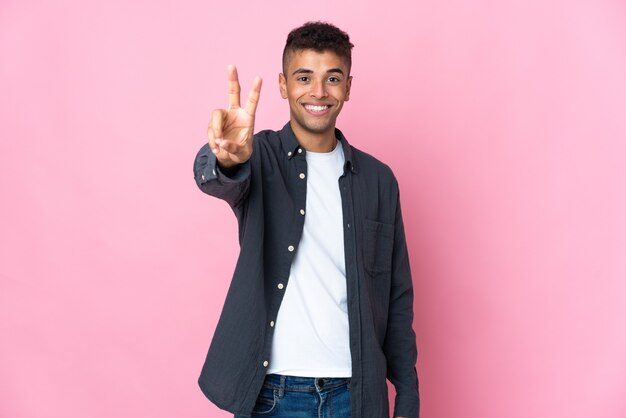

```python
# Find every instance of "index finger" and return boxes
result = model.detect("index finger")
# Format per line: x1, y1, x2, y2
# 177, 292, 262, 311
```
244, 76, 263, 116
227, 64, 241, 109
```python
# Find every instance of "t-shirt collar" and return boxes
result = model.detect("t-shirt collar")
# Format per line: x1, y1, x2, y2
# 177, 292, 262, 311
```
278, 122, 357, 173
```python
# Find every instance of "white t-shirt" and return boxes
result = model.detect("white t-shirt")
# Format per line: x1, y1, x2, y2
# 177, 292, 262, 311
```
267, 142, 351, 377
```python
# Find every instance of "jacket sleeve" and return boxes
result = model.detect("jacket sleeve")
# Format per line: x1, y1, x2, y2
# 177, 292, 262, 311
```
383, 190, 420, 418
193, 143, 251, 209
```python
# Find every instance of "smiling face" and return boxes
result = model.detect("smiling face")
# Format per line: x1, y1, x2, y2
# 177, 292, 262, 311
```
279, 49, 352, 147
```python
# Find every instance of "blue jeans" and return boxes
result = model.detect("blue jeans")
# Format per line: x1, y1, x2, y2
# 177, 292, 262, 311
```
235, 374, 351, 418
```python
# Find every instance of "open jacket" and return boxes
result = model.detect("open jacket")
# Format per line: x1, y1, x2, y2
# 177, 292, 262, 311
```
193, 123, 419, 417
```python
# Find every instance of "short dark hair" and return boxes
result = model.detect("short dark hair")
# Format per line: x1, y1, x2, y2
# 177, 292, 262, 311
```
282, 22, 354, 75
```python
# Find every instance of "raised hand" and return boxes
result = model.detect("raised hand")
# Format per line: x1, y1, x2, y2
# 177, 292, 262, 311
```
207, 65, 262, 169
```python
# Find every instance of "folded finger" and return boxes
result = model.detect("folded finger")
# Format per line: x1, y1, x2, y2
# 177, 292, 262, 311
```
207, 125, 218, 154
209, 109, 226, 153
217, 139, 238, 154
211, 109, 226, 138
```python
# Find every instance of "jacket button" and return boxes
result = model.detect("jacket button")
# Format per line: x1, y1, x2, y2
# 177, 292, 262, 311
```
277, 283, 284, 290
299, 173, 305, 179
300, 209, 305, 215
288, 245, 295, 252
263, 361, 269, 367
270, 321, 275, 327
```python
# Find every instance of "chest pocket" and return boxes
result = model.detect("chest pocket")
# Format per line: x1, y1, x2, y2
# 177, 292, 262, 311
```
363, 219, 394, 276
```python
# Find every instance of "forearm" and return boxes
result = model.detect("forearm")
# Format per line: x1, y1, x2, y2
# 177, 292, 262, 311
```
384, 285, 419, 418
193, 143, 251, 208
384, 196, 420, 418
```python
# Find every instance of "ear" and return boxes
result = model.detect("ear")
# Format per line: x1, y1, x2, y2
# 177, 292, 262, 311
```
345, 75, 353, 101
279, 73, 287, 99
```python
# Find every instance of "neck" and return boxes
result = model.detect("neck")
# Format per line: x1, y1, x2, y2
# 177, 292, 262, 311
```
290, 122, 337, 153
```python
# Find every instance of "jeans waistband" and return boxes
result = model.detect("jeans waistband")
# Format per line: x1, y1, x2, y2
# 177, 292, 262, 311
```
263, 374, 351, 392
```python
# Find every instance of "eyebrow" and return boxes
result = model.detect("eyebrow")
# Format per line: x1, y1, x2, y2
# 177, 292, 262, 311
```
291, 68, 345, 76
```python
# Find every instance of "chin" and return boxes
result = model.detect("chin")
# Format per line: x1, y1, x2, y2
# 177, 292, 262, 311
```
303, 119, 336, 134
291, 112, 336, 136
304, 125, 331, 134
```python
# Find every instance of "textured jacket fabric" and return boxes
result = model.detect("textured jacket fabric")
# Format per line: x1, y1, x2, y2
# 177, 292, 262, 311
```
193, 122, 419, 417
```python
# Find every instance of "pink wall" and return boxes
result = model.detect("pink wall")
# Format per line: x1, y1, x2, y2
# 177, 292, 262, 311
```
1, 0, 625, 417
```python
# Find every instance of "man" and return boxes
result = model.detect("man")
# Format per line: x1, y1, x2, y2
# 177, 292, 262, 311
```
193, 22, 419, 418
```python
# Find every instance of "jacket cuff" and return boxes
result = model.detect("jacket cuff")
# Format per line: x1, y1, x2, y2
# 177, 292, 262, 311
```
195, 144, 250, 186
393, 392, 420, 418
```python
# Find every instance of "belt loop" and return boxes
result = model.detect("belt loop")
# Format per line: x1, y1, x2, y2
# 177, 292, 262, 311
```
278, 375, 286, 398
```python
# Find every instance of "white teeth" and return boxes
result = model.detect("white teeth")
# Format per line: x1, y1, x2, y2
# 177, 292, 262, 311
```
305, 105, 329, 112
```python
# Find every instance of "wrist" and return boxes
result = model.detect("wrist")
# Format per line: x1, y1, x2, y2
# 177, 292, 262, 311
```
217, 157, 238, 170
216, 158, 241, 177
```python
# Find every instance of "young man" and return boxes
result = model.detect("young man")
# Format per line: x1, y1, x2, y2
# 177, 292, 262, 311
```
193, 22, 419, 418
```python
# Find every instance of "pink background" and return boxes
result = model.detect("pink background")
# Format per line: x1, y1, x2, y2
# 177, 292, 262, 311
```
1, 0, 626, 417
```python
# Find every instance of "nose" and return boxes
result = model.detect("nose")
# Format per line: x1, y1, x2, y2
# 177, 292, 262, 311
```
310, 79, 327, 98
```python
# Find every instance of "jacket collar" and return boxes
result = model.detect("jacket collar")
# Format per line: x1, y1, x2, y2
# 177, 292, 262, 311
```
277, 122, 358, 174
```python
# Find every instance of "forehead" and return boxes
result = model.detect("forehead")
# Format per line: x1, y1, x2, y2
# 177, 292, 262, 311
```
284, 49, 349, 73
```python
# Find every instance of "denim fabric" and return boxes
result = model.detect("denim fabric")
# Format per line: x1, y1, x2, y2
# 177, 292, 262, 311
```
234, 374, 351, 418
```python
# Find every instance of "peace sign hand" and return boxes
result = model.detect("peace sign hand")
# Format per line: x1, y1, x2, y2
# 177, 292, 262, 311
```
208, 65, 262, 169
